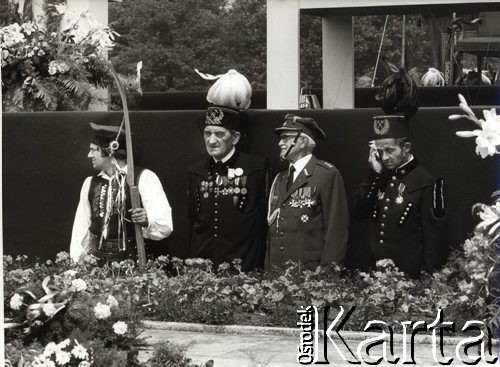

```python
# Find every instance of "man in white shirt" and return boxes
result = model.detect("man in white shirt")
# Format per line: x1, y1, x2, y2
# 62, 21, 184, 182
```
70, 123, 173, 263
267, 114, 349, 270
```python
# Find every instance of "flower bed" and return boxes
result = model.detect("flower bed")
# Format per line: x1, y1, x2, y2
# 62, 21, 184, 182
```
4, 224, 499, 365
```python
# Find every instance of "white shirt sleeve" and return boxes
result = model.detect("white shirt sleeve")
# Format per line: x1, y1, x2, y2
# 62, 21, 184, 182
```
70, 177, 93, 262
138, 169, 173, 240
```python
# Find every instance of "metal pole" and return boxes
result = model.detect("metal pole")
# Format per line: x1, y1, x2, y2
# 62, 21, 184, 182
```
401, 15, 406, 69
372, 15, 389, 87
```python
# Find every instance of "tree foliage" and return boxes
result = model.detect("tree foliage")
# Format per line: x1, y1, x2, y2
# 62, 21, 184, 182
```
354, 15, 432, 86
109, 2, 435, 91
109, 0, 266, 91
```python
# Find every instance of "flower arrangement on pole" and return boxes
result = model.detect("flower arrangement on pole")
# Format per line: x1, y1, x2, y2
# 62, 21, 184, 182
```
1, 5, 117, 111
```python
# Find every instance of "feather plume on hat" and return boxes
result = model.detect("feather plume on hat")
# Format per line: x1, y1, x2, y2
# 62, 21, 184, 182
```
195, 69, 252, 110
376, 61, 420, 119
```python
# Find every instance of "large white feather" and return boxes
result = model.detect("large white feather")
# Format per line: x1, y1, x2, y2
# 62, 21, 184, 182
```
196, 69, 252, 110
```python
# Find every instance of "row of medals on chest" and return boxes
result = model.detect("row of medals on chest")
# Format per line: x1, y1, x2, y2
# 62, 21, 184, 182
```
378, 182, 406, 205
287, 186, 318, 208
200, 172, 248, 198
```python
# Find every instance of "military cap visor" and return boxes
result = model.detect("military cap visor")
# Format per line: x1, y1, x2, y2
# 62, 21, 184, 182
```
274, 114, 326, 140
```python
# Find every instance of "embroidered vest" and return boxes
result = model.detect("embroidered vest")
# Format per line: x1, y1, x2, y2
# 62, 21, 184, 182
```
88, 167, 144, 239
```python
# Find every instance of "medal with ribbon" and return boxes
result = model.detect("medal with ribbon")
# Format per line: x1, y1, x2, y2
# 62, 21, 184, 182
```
395, 183, 406, 205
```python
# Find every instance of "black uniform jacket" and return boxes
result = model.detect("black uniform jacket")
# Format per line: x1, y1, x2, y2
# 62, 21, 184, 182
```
188, 150, 270, 272
352, 157, 447, 277
267, 156, 349, 270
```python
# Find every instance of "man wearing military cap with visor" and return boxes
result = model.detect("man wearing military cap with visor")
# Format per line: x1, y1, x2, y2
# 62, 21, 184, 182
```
267, 114, 349, 269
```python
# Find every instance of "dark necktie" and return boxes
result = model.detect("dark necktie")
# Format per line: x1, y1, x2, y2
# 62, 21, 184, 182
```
286, 165, 296, 191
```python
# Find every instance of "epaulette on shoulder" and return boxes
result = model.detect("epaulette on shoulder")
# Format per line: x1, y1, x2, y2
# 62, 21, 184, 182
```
317, 160, 335, 170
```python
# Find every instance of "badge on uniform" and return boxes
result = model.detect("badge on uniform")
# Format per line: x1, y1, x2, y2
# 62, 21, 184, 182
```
395, 183, 406, 205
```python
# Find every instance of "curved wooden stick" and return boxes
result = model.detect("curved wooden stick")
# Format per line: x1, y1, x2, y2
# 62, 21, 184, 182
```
108, 63, 146, 266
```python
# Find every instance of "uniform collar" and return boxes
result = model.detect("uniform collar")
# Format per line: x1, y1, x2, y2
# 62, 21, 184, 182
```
290, 154, 312, 176
213, 147, 236, 164
394, 155, 417, 179
207, 149, 240, 172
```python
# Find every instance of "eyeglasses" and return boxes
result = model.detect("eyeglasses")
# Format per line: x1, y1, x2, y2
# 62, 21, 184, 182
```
279, 135, 299, 143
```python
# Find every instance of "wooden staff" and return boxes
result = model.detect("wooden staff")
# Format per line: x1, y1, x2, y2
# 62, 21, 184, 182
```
108, 63, 146, 266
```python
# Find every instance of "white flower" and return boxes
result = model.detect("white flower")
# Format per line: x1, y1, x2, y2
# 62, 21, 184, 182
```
57, 61, 70, 73
21, 22, 36, 36
10, 293, 23, 310
375, 258, 395, 268
0, 23, 25, 47
71, 341, 88, 360
32, 355, 56, 367
58, 338, 71, 349
106, 294, 119, 308
90, 28, 116, 50
54, 3, 67, 14
456, 108, 500, 158
458, 280, 474, 294
476, 202, 500, 235
43, 342, 59, 357
48, 61, 57, 75
93, 302, 111, 319
64, 269, 77, 278
43, 302, 57, 317
55, 350, 71, 365
79, 362, 92, 367
112, 321, 128, 335
71, 278, 87, 292
56, 251, 70, 263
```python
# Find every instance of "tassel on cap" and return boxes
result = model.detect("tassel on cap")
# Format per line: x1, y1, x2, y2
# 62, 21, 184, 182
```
195, 68, 252, 110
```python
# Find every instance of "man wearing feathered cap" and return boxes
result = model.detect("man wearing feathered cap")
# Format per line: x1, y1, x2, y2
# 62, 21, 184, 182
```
188, 69, 270, 272
70, 123, 173, 263
267, 114, 349, 269
352, 68, 448, 277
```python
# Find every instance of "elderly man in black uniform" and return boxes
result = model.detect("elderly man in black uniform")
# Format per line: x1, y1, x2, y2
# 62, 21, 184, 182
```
187, 106, 270, 272
267, 114, 349, 270
352, 115, 447, 277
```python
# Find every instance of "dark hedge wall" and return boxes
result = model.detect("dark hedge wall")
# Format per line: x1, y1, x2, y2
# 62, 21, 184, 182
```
3, 107, 497, 269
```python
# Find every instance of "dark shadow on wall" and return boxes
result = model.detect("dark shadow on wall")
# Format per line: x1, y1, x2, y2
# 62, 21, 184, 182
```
3, 107, 497, 270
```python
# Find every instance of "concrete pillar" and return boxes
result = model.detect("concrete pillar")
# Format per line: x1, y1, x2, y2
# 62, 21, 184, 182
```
322, 14, 354, 108
64, 0, 108, 26
267, 0, 300, 109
